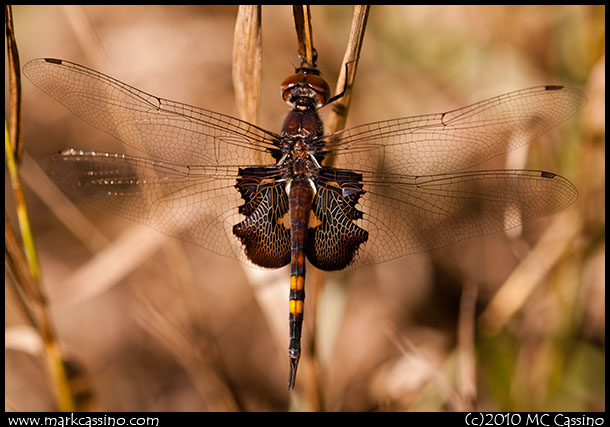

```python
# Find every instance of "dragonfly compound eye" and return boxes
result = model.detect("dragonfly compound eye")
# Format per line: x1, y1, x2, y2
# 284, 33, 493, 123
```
281, 71, 331, 108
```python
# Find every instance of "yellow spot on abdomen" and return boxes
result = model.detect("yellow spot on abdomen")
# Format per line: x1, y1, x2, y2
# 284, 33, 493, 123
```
290, 275, 305, 291
289, 299, 304, 315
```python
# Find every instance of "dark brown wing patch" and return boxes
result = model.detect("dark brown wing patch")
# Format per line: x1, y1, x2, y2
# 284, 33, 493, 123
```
233, 167, 291, 268
306, 168, 368, 271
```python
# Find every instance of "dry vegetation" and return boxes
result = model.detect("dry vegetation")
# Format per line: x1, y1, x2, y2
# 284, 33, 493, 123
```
5, 5, 604, 411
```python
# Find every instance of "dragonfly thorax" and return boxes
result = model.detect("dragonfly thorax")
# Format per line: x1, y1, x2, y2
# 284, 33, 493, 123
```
281, 108, 324, 139
277, 138, 321, 181
279, 105, 325, 183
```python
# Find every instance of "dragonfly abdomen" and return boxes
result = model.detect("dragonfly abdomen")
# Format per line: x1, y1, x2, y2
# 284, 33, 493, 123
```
286, 177, 315, 389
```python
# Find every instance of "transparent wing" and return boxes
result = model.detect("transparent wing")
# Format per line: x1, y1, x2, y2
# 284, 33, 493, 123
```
346, 168, 578, 268
322, 86, 586, 175
23, 58, 280, 167
28, 58, 583, 269
45, 149, 255, 263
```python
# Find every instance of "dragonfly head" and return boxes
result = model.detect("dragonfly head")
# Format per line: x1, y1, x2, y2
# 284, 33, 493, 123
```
281, 67, 331, 110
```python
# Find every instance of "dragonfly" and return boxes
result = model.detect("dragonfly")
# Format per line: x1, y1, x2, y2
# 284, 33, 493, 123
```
23, 57, 585, 390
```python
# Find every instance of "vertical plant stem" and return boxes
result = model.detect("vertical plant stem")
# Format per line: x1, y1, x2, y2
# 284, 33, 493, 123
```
5, 5, 22, 163
292, 5, 316, 67
5, 121, 40, 283
458, 281, 478, 410
5, 6, 77, 411
233, 5, 262, 124
5, 122, 77, 412
326, 5, 370, 135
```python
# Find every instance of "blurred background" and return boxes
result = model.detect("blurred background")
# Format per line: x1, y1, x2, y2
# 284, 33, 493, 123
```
5, 5, 604, 411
